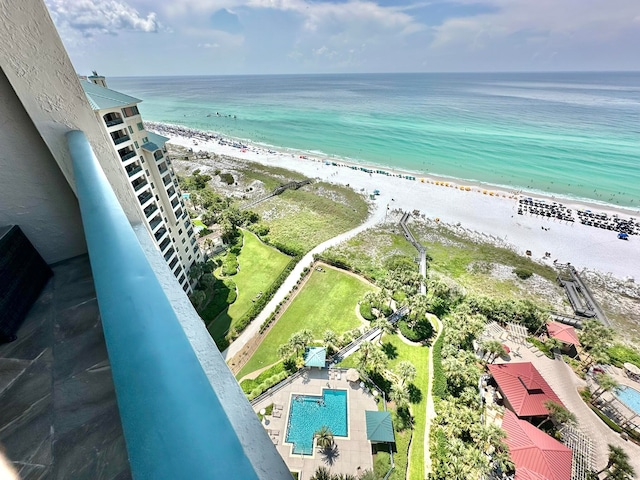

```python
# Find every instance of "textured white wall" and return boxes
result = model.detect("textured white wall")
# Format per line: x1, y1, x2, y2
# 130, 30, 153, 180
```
0, 0, 143, 224
0, 68, 86, 263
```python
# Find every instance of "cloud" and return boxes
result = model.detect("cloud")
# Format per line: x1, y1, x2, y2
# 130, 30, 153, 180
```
45, 0, 161, 37
198, 43, 220, 48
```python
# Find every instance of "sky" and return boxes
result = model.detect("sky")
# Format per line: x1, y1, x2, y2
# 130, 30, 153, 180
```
45, 0, 640, 76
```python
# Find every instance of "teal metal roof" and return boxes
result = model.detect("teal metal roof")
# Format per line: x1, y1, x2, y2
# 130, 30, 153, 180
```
141, 142, 160, 152
81, 80, 141, 111
304, 347, 326, 368
365, 411, 395, 443
148, 131, 170, 147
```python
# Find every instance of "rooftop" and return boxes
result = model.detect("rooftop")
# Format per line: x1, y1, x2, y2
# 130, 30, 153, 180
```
502, 409, 573, 480
304, 347, 327, 368
365, 410, 395, 443
547, 322, 581, 346
81, 80, 141, 111
147, 131, 169, 148
488, 362, 564, 417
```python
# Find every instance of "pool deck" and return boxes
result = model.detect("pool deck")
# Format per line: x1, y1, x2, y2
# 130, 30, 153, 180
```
253, 368, 378, 478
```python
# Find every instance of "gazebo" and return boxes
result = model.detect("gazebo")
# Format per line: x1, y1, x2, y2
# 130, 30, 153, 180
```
546, 322, 581, 357
304, 347, 327, 369
365, 411, 395, 444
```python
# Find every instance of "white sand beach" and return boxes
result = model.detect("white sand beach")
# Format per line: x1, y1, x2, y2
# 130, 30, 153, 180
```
154, 123, 640, 282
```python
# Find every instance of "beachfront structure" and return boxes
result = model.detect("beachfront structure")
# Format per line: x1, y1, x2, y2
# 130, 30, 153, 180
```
501, 409, 573, 480
0, 1, 290, 478
80, 77, 201, 293
547, 321, 581, 357
488, 362, 564, 421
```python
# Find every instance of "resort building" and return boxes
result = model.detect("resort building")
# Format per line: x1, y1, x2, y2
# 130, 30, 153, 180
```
0, 1, 289, 478
80, 77, 201, 293
488, 362, 564, 421
546, 321, 581, 357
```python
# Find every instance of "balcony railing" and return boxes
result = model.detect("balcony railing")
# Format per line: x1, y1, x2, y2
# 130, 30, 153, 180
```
138, 192, 153, 206
163, 247, 175, 262
144, 204, 158, 217
126, 166, 142, 177
120, 151, 136, 162
113, 135, 130, 145
65, 130, 263, 480
133, 180, 148, 192
149, 216, 162, 230
105, 118, 124, 127
154, 228, 167, 241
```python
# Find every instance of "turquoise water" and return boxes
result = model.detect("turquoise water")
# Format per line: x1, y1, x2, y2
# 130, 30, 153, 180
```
109, 73, 640, 208
286, 389, 348, 455
615, 386, 640, 414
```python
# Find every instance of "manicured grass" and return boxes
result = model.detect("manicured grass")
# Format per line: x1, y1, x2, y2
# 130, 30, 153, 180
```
193, 218, 206, 229
206, 230, 290, 342
608, 343, 640, 368
381, 334, 430, 480
237, 267, 374, 378
253, 182, 369, 254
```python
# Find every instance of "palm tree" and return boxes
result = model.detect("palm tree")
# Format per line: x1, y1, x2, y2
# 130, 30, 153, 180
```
545, 337, 563, 353
323, 329, 339, 354
367, 346, 388, 373
357, 470, 376, 480
482, 339, 507, 363
314, 426, 334, 450
372, 317, 395, 335
277, 342, 295, 360
591, 373, 619, 402
597, 444, 635, 479
310, 466, 332, 480
395, 360, 417, 386
390, 381, 410, 408
290, 329, 313, 356
355, 341, 375, 370
537, 400, 577, 429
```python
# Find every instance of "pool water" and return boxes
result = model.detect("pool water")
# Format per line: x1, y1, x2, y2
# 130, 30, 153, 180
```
286, 389, 348, 455
615, 386, 640, 414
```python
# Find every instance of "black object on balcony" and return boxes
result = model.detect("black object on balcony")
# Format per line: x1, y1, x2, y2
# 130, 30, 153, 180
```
0, 225, 53, 343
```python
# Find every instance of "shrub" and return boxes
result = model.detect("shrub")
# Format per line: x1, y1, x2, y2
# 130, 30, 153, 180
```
199, 228, 213, 237
431, 332, 446, 399
219, 172, 234, 185
398, 318, 434, 342
359, 302, 376, 321
222, 253, 238, 275
608, 344, 640, 368
513, 267, 533, 279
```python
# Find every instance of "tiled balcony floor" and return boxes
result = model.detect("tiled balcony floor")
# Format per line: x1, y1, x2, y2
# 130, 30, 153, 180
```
0, 255, 130, 480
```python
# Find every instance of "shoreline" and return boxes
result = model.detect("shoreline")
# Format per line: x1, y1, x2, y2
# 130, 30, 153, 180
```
151, 121, 640, 281
147, 121, 640, 217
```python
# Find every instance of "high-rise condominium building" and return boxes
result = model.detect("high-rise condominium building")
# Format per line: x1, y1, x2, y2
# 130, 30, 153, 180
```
81, 77, 201, 293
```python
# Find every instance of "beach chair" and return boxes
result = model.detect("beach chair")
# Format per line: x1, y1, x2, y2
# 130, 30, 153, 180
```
271, 437, 279, 445
273, 409, 282, 418
274, 403, 283, 411
336, 371, 342, 380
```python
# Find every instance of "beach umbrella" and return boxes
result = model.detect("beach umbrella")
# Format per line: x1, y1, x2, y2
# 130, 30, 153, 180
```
346, 369, 360, 383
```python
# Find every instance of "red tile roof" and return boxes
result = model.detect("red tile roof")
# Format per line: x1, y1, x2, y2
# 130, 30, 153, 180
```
502, 410, 573, 480
488, 362, 564, 417
547, 322, 581, 346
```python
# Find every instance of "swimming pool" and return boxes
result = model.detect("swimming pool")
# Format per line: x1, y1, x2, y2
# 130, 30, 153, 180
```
614, 386, 640, 414
286, 389, 348, 455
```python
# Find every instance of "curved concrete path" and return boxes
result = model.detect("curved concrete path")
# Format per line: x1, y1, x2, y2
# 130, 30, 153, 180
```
221, 199, 388, 360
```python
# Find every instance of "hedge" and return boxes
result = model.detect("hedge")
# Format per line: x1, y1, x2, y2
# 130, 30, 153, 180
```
360, 302, 376, 321
222, 253, 238, 276
240, 363, 285, 393
247, 371, 289, 400
431, 331, 446, 399
398, 318, 434, 343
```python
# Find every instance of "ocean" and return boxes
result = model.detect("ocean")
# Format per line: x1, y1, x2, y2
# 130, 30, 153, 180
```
109, 72, 640, 209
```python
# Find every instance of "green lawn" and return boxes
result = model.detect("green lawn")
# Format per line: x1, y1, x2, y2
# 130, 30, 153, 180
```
237, 267, 374, 378
193, 218, 206, 229
253, 182, 369, 254
381, 334, 430, 480
206, 230, 290, 342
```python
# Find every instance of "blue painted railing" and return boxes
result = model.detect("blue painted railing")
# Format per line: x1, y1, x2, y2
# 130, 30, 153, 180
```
66, 131, 259, 480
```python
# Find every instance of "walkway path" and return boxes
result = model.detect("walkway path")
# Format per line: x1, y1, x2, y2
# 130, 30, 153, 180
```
222, 201, 387, 360
399, 211, 427, 294
495, 340, 640, 474
423, 314, 442, 478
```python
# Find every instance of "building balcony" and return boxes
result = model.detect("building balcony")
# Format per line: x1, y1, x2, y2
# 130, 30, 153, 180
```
149, 216, 163, 231
119, 151, 136, 162
163, 174, 171, 186
163, 247, 175, 262
154, 227, 167, 242
105, 117, 124, 127
138, 191, 153, 207
171, 198, 179, 208
113, 135, 130, 145
132, 179, 148, 192
158, 163, 168, 174
143, 203, 158, 218
126, 166, 142, 178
